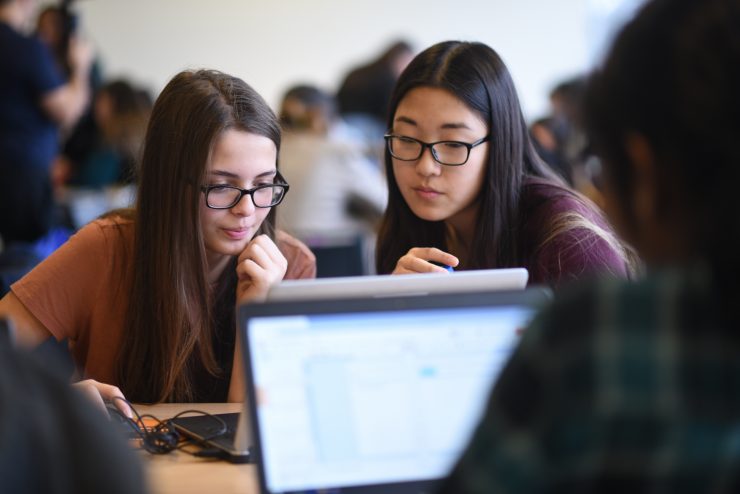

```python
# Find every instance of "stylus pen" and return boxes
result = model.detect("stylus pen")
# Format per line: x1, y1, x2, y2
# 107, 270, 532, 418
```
430, 261, 454, 272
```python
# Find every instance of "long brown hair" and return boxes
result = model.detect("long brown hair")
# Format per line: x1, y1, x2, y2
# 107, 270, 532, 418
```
115, 70, 281, 402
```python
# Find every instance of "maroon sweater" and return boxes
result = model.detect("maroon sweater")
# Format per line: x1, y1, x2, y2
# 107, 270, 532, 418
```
518, 179, 628, 286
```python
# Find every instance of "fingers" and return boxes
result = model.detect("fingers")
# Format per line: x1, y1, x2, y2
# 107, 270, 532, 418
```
237, 243, 273, 280
104, 387, 133, 418
392, 247, 459, 274
237, 235, 287, 278
73, 379, 133, 418
236, 235, 288, 303
74, 379, 107, 414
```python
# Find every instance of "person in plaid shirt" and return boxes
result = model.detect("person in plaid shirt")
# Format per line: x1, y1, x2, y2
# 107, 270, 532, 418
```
438, 0, 740, 491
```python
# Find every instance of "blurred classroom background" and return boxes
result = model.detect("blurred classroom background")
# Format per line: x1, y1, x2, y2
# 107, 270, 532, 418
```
54, 0, 643, 120
1, 0, 646, 285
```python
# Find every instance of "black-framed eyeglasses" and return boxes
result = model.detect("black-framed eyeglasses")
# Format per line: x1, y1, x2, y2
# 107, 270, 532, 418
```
384, 134, 490, 166
201, 172, 290, 209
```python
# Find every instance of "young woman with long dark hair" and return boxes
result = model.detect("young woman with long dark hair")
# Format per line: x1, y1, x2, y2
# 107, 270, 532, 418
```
377, 41, 631, 286
0, 70, 316, 412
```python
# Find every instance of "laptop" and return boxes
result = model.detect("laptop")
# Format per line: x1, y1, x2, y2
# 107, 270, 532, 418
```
170, 268, 525, 462
169, 406, 251, 462
241, 288, 550, 493
266, 267, 529, 302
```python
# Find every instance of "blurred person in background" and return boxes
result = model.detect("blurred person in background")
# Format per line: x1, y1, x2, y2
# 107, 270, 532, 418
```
531, 75, 608, 208
336, 39, 415, 163
529, 116, 573, 185
57, 79, 152, 188
0, 0, 92, 260
35, 3, 100, 84
278, 84, 387, 248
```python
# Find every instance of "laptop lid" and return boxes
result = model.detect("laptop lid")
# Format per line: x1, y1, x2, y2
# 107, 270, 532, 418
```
240, 288, 550, 494
169, 407, 251, 462
266, 268, 528, 302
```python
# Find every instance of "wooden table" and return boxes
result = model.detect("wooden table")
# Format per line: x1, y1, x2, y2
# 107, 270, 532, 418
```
133, 403, 260, 494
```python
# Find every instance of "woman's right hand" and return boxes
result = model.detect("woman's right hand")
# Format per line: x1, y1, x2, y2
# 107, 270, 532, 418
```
73, 379, 133, 418
235, 234, 288, 304
392, 247, 460, 274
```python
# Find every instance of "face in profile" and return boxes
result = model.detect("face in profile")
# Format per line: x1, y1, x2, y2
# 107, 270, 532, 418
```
199, 129, 278, 265
390, 86, 489, 229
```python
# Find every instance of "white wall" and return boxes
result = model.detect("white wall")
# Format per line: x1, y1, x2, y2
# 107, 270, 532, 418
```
54, 0, 596, 120
586, 0, 646, 65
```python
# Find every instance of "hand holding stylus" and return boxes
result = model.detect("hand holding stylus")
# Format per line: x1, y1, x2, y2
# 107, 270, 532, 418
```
392, 247, 459, 274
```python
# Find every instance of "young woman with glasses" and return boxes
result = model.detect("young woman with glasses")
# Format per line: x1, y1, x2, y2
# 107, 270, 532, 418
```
377, 41, 632, 285
0, 70, 316, 414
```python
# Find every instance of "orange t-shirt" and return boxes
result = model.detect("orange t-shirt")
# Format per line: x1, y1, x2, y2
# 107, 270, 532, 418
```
11, 216, 316, 386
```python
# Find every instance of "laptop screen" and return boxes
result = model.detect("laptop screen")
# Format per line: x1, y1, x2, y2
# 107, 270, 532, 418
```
242, 291, 546, 493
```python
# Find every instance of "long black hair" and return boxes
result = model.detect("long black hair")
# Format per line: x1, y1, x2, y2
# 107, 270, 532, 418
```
376, 41, 563, 273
